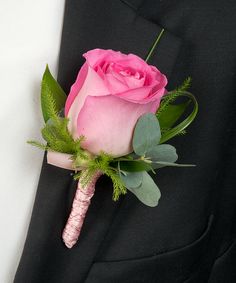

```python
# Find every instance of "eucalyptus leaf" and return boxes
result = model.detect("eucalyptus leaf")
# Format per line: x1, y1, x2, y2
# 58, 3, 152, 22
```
133, 113, 161, 156
126, 172, 161, 207
41, 65, 67, 122
120, 171, 143, 188
146, 144, 178, 163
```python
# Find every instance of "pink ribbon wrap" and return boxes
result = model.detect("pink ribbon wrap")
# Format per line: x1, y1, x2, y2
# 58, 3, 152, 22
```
47, 151, 102, 248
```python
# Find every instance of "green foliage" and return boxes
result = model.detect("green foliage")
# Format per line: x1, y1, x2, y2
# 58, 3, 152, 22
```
152, 161, 196, 169
41, 65, 67, 122
118, 160, 152, 172
158, 101, 190, 132
27, 140, 48, 151
146, 144, 178, 163
120, 171, 143, 189
145, 28, 165, 62
124, 171, 161, 207
156, 78, 192, 140
76, 152, 127, 201
30, 72, 127, 201
133, 113, 161, 156
157, 77, 192, 117
33, 85, 84, 155
29, 65, 86, 167
29, 70, 198, 207
159, 91, 198, 143
154, 77, 198, 143
40, 118, 84, 154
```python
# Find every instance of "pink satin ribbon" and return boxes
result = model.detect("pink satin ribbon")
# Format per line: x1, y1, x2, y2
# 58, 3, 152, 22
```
46, 151, 102, 248
62, 170, 102, 248
47, 151, 75, 170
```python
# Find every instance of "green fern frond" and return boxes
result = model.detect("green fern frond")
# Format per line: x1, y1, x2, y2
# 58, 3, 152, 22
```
41, 83, 59, 120
39, 115, 85, 155
79, 167, 97, 188
73, 136, 86, 155
157, 77, 192, 117
41, 125, 57, 145
176, 77, 192, 93
27, 140, 48, 151
106, 170, 127, 201
49, 120, 73, 144
55, 117, 74, 143
95, 152, 127, 200
53, 140, 75, 153
73, 171, 82, 180
77, 152, 127, 200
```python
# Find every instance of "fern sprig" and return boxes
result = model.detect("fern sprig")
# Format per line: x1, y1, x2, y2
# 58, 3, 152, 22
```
27, 140, 48, 151
41, 82, 60, 122
77, 152, 127, 200
157, 77, 192, 117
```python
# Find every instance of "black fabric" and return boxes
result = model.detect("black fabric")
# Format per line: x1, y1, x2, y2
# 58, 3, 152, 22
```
14, 0, 236, 282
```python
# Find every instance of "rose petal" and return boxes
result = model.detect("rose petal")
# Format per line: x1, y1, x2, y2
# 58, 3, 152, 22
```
76, 95, 158, 157
123, 74, 145, 89
83, 49, 126, 67
66, 65, 110, 137
105, 72, 130, 93
113, 86, 153, 103
65, 62, 88, 116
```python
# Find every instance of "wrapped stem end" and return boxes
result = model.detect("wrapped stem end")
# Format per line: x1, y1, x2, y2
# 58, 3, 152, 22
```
62, 170, 102, 248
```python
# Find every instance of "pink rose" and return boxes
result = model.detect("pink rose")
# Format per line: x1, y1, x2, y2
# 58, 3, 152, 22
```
65, 49, 167, 157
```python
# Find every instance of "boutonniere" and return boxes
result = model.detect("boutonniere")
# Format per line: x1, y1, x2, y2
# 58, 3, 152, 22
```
28, 32, 198, 248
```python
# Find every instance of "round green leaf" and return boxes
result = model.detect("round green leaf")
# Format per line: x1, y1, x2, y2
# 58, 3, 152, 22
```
146, 144, 178, 163
133, 113, 161, 156
120, 172, 143, 188
127, 172, 161, 207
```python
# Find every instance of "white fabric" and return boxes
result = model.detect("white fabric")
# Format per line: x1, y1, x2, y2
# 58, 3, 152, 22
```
0, 1, 65, 281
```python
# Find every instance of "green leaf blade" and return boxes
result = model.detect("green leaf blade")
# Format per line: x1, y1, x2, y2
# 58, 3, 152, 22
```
152, 161, 196, 169
158, 101, 190, 130
117, 160, 152, 172
159, 91, 198, 143
41, 65, 67, 122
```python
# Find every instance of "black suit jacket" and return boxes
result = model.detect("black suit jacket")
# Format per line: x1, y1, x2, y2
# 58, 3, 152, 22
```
14, 1, 236, 282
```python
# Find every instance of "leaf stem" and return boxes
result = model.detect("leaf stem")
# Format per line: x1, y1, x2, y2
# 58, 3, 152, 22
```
145, 28, 165, 63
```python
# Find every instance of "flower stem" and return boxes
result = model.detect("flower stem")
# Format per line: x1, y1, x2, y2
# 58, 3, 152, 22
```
145, 28, 165, 63
62, 170, 102, 248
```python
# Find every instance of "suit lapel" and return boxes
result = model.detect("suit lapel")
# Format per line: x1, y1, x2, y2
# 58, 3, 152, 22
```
57, 0, 182, 90
15, 1, 182, 282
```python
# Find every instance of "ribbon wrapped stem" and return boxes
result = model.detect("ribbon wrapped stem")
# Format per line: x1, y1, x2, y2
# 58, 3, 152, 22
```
62, 170, 102, 248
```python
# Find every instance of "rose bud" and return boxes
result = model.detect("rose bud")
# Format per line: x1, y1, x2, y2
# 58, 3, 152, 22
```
65, 49, 167, 157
